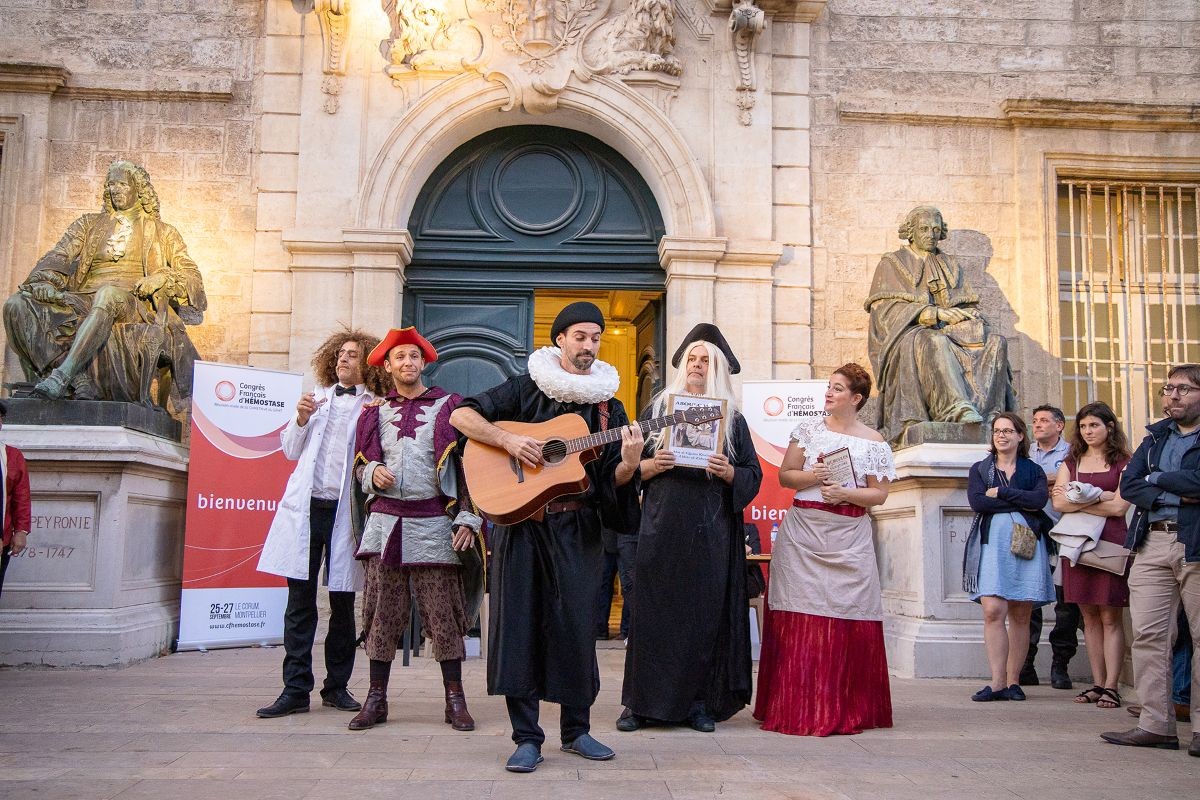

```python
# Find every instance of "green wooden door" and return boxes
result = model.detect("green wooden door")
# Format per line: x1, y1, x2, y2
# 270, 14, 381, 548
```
403, 126, 665, 398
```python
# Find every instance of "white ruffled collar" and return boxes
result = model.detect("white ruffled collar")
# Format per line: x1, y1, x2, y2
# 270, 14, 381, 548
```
527, 346, 620, 404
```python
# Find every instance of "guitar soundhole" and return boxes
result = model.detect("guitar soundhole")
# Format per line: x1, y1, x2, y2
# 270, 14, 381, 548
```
542, 439, 568, 464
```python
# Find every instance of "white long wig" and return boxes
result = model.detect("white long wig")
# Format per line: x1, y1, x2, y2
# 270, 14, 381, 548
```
647, 340, 739, 455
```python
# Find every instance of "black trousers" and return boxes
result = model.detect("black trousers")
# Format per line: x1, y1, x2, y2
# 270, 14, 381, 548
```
1026, 584, 1081, 667
594, 550, 619, 638
616, 533, 637, 640
506, 695, 590, 748
281, 498, 356, 698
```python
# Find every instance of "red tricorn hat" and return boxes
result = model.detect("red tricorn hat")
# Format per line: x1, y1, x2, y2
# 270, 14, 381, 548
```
367, 327, 438, 366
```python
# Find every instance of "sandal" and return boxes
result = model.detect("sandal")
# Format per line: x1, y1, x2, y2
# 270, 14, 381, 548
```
1074, 685, 1104, 704
1096, 687, 1122, 709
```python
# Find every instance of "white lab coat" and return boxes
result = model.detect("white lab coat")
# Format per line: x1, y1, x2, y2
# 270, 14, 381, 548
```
256, 384, 371, 592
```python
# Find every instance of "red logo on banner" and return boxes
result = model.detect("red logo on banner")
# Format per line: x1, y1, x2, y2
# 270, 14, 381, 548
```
214, 380, 236, 402
763, 396, 784, 416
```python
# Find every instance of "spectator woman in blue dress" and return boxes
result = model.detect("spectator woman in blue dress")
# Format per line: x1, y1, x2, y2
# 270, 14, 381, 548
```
965, 412, 1055, 701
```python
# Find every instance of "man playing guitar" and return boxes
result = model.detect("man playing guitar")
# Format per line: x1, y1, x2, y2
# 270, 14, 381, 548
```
450, 301, 642, 773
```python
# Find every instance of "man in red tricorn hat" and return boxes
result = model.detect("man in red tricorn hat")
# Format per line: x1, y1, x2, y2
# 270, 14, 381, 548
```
346, 327, 484, 732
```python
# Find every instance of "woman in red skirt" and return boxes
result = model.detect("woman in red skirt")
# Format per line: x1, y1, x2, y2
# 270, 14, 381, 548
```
753, 363, 896, 736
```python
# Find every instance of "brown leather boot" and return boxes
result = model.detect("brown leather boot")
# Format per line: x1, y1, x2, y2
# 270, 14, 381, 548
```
444, 680, 475, 731
348, 682, 388, 730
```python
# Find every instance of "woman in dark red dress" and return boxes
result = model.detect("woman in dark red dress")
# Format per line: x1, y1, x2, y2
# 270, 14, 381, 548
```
1051, 401, 1131, 709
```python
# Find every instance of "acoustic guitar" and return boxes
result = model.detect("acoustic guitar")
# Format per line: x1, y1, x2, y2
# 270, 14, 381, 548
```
462, 405, 725, 525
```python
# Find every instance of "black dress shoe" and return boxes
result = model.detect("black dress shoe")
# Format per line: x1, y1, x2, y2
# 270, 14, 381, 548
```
1100, 727, 1179, 750
321, 688, 361, 712
1049, 665, 1072, 690
1018, 666, 1039, 686
688, 708, 716, 732
561, 734, 615, 760
616, 708, 642, 732
256, 693, 309, 718
505, 743, 544, 773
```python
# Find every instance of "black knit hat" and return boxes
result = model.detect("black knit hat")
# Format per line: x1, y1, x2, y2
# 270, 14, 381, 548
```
671, 323, 741, 374
551, 301, 605, 343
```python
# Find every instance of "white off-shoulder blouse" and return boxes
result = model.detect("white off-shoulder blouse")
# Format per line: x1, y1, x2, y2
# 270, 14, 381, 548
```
789, 418, 896, 502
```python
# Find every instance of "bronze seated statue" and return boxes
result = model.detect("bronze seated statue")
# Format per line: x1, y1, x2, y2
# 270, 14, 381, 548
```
864, 205, 1015, 448
3, 160, 206, 411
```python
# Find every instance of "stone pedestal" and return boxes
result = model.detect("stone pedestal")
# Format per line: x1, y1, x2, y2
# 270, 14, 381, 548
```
873, 443, 1087, 678
0, 425, 188, 667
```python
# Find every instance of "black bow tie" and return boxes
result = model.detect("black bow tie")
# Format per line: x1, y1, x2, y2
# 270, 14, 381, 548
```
334, 385, 357, 396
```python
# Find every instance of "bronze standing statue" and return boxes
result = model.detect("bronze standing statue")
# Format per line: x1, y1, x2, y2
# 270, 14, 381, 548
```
864, 205, 1015, 448
3, 160, 205, 409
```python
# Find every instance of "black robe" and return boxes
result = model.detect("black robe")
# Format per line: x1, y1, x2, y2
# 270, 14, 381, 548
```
460, 374, 640, 707
621, 411, 761, 722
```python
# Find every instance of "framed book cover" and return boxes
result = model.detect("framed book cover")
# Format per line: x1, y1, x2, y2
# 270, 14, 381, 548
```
667, 394, 727, 468
819, 446, 858, 488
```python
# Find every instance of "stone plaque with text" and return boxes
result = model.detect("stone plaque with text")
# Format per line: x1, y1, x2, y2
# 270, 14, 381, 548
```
941, 508, 975, 602
4, 494, 99, 592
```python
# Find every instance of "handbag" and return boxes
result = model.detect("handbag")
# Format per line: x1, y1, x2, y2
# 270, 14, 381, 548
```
991, 466, 1038, 560
1076, 538, 1132, 575
1010, 521, 1038, 560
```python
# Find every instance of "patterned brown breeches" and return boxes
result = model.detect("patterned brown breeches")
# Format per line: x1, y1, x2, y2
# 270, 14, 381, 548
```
360, 557, 467, 662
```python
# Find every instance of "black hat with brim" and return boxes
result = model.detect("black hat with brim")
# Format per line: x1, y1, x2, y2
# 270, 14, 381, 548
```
671, 323, 741, 374
551, 301, 606, 343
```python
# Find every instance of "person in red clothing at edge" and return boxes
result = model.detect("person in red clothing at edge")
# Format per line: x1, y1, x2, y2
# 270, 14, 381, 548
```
0, 400, 32, 596
753, 363, 897, 736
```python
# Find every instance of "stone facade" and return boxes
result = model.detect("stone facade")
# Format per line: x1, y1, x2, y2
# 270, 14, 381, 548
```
809, 0, 1200, 410
0, 1, 1195, 406
0, 1, 262, 383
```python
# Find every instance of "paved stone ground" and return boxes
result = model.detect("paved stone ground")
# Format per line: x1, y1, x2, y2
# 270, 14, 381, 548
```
0, 643, 1195, 799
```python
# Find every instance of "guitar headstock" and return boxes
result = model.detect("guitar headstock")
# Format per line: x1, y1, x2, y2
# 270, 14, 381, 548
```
681, 405, 724, 425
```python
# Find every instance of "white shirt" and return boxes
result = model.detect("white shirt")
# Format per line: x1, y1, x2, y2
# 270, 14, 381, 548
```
310, 384, 363, 500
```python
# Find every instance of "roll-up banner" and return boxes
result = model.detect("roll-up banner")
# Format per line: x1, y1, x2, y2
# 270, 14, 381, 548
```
177, 361, 302, 651
741, 380, 828, 554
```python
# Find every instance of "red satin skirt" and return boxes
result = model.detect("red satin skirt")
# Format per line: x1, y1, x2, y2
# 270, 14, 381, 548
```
753, 608, 893, 736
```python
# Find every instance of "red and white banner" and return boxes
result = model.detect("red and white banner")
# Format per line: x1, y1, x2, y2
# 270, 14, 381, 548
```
177, 361, 302, 650
741, 380, 828, 554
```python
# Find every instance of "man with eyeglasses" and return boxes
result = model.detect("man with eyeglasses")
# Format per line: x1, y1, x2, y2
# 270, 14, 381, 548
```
1102, 366, 1200, 756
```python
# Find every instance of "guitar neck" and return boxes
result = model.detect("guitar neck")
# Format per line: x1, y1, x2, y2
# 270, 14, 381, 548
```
566, 411, 695, 454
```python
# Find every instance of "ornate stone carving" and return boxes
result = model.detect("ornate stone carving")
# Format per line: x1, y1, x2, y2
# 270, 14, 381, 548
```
382, 0, 483, 75
728, 0, 763, 126
375, 0, 691, 113
584, 0, 682, 77
308, 0, 351, 113
321, 74, 343, 114
484, 0, 599, 73
675, 0, 713, 40
315, 0, 352, 75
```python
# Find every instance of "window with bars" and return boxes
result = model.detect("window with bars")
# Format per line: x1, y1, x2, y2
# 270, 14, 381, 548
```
1057, 179, 1200, 429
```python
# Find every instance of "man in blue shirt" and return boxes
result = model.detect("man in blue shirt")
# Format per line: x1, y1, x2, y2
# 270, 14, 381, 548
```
1103, 365, 1200, 756
1020, 405, 1081, 690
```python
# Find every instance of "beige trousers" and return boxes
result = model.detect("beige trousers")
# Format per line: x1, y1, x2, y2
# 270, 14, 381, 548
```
1129, 528, 1200, 736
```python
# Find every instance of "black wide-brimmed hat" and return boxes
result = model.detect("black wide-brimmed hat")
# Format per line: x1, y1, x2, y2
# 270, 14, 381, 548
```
551, 301, 606, 343
671, 323, 741, 374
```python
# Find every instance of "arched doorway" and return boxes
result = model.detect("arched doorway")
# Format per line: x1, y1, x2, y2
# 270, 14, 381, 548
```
402, 126, 666, 407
